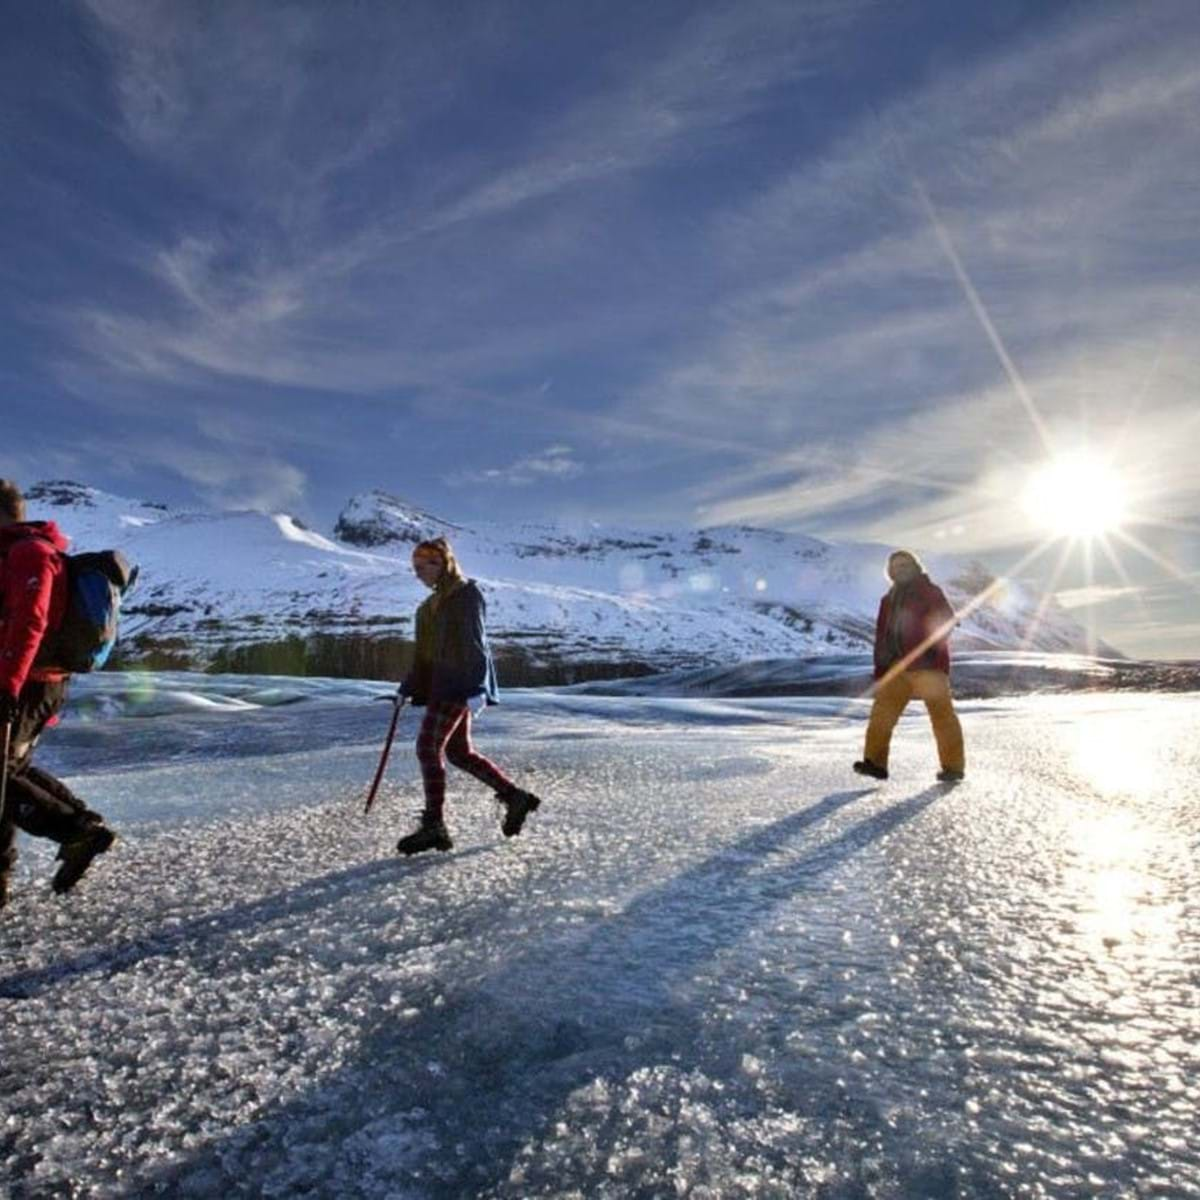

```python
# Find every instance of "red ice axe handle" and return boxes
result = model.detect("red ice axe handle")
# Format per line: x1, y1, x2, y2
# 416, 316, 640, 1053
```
363, 697, 405, 815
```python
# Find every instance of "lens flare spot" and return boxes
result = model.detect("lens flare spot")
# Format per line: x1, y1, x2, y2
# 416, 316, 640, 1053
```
618, 563, 645, 593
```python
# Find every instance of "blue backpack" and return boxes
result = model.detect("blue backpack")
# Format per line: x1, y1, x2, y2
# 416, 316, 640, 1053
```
34, 550, 139, 673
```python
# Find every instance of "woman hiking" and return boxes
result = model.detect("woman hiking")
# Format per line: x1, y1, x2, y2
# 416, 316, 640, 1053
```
854, 549, 965, 784
394, 537, 541, 855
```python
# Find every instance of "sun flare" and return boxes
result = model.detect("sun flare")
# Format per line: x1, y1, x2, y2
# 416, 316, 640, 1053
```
1022, 453, 1129, 540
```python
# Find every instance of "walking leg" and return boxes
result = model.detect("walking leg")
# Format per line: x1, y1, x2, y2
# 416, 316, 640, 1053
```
863, 673, 912, 770
912, 671, 965, 773
414, 703, 462, 822
397, 704, 463, 855
446, 710, 539, 836
443, 710, 515, 794
0, 765, 115, 893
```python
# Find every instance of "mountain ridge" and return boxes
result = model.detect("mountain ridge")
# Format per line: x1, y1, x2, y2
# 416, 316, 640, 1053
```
23, 479, 1121, 678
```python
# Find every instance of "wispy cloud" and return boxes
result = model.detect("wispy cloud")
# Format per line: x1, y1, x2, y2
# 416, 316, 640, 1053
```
625, 7, 1200, 560
8, 0, 1200, 652
91, 428, 308, 514
1116, 619, 1200, 659
423, 0, 871, 234
445, 445, 583, 488
65, 0, 877, 399
1055, 584, 1142, 611
176, 452, 306, 513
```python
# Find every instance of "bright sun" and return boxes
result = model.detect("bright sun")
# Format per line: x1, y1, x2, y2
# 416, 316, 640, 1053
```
1022, 452, 1130, 539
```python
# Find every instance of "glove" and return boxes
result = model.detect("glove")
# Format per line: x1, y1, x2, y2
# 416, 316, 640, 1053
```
393, 687, 409, 710
0, 691, 17, 727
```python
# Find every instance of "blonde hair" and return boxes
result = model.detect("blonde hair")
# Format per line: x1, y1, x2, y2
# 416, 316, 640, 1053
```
0, 478, 25, 522
886, 549, 924, 583
412, 537, 465, 585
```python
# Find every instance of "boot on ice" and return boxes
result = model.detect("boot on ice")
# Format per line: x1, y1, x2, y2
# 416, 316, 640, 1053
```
396, 811, 454, 856
852, 758, 888, 780
52, 818, 117, 894
498, 786, 541, 838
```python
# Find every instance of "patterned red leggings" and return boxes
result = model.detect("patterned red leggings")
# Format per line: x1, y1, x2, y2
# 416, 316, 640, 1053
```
415, 702, 514, 819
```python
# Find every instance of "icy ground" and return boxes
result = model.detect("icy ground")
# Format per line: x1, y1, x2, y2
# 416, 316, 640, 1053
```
2, 674, 1198, 1199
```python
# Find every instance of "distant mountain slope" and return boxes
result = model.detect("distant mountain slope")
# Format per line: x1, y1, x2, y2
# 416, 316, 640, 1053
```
24, 480, 1120, 677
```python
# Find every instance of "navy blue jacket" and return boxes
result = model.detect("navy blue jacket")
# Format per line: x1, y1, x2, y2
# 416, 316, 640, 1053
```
399, 579, 499, 706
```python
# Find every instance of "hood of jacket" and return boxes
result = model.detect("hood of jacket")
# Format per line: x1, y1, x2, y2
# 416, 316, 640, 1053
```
0, 519, 70, 555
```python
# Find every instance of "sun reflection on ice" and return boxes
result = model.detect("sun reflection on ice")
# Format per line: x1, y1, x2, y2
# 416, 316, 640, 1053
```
1067, 811, 1177, 967
1067, 711, 1164, 798
1057, 712, 1182, 970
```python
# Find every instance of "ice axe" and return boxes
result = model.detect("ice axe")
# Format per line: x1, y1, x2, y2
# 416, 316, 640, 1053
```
363, 694, 407, 815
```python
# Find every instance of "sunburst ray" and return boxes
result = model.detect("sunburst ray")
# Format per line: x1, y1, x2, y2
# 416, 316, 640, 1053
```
912, 178, 1053, 454
1096, 534, 1151, 624
1017, 539, 1077, 655
1112, 529, 1200, 593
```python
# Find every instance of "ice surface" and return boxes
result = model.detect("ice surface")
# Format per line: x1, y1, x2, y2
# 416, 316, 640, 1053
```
2, 674, 1198, 1197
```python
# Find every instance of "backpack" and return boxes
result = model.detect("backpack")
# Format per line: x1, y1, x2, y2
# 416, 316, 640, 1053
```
34, 550, 139, 673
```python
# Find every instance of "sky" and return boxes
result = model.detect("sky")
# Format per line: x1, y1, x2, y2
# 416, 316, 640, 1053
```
2, 0, 1198, 658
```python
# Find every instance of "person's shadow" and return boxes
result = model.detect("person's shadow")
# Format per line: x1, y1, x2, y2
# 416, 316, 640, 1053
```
100, 784, 944, 1198
0, 847, 489, 1000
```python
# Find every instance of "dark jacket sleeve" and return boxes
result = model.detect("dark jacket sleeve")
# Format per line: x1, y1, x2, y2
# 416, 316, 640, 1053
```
398, 602, 433, 704
914, 581, 955, 673
0, 539, 61, 698
872, 595, 890, 679
430, 584, 491, 704
917, 583, 955, 644
928, 584, 955, 627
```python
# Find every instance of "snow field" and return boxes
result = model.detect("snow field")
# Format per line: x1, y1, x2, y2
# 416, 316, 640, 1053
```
28, 483, 1106, 674
2, 682, 1198, 1197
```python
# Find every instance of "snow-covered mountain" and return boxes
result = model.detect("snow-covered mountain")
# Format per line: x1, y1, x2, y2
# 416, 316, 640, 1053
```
24, 480, 1118, 677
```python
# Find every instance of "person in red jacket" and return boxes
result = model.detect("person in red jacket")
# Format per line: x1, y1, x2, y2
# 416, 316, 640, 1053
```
854, 549, 965, 783
0, 479, 115, 910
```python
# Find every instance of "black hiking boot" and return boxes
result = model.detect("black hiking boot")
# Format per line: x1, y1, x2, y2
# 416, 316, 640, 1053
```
0, 874, 9, 911
52, 822, 116, 895
499, 787, 541, 838
396, 813, 453, 856
853, 759, 888, 781
936, 768, 965, 784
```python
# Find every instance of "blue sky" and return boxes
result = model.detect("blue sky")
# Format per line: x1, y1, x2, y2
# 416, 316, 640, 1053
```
3, 0, 1199, 657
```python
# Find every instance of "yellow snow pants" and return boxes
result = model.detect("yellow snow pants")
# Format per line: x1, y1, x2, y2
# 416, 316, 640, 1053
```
864, 669, 965, 773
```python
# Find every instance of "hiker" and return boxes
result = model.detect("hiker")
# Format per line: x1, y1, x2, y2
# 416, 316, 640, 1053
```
393, 537, 541, 854
0, 479, 116, 910
854, 549, 965, 783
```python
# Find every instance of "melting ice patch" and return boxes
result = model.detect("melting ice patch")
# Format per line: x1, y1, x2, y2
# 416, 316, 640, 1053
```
69, 671, 387, 720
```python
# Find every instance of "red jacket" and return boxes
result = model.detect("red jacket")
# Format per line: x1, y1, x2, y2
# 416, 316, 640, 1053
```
873, 574, 955, 679
0, 520, 70, 697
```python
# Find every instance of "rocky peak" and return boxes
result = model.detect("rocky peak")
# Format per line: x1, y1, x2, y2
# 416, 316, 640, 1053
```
26, 479, 99, 508
332, 491, 462, 548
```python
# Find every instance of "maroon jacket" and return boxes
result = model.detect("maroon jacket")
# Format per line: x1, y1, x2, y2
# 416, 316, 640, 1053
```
0, 520, 70, 698
873, 574, 955, 679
